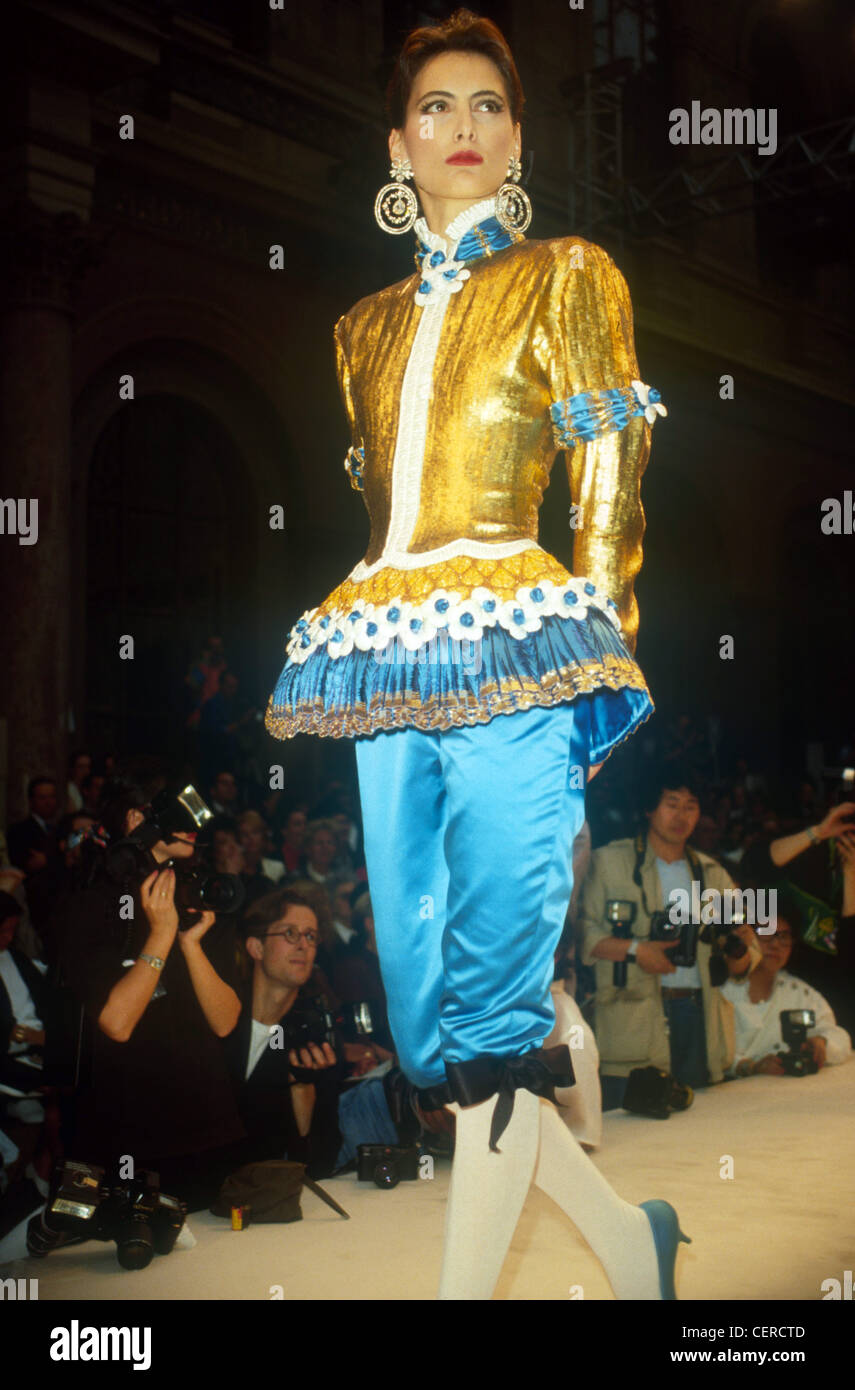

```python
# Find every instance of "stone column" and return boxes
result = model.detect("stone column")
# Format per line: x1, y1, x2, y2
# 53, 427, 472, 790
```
0, 203, 98, 822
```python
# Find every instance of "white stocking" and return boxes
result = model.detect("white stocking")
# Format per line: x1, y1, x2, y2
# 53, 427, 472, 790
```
533, 1100, 662, 1299
437, 1088, 540, 1300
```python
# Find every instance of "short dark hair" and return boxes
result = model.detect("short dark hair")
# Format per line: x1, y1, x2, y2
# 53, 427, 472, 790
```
640, 763, 703, 818
27, 776, 57, 800
385, 7, 524, 130
243, 886, 319, 942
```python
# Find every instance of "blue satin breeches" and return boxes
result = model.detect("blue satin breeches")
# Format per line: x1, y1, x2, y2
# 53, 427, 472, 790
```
354, 698, 592, 1089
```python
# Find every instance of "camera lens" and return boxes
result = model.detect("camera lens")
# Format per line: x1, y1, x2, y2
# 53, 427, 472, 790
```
373, 1161, 400, 1189
114, 1220, 154, 1270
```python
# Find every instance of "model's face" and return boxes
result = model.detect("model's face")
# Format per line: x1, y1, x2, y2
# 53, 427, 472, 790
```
390, 51, 519, 207
648, 789, 701, 847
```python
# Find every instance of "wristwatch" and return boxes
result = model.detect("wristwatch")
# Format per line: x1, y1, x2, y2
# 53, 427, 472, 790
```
138, 952, 165, 971
626, 940, 639, 962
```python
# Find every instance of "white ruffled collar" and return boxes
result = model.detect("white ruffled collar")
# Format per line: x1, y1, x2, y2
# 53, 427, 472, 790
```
413, 195, 498, 257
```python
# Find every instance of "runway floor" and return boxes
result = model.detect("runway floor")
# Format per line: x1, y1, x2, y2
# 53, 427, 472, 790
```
8, 1062, 853, 1301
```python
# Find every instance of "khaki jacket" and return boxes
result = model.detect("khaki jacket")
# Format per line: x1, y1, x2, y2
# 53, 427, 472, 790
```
578, 836, 736, 1081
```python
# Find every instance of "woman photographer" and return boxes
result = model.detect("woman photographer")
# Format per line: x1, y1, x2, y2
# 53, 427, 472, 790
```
59, 776, 247, 1210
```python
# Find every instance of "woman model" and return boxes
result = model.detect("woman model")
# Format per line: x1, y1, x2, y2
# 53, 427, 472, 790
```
266, 9, 687, 1299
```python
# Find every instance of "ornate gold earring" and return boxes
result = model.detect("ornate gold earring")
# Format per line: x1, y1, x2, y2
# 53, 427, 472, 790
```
374, 156, 419, 234
495, 154, 532, 233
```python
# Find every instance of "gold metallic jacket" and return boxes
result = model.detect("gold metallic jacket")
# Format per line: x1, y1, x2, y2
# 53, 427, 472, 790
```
265, 195, 665, 742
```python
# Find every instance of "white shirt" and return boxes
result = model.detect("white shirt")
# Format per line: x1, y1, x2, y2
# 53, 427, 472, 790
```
719, 968, 852, 1070
0, 951, 46, 1054
655, 855, 702, 989
245, 1019, 279, 1080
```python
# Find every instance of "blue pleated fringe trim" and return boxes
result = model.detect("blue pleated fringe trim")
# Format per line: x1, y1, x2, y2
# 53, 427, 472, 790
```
266, 607, 654, 766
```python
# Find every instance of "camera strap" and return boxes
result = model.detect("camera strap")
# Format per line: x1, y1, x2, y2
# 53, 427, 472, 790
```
632, 832, 706, 925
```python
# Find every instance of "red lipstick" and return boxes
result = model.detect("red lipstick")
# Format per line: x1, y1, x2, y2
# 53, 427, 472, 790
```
446, 152, 483, 165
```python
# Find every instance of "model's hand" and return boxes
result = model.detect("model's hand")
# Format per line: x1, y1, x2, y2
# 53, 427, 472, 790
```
816, 802, 855, 841
635, 940, 679, 974
140, 867, 180, 943
755, 1053, 785, 1076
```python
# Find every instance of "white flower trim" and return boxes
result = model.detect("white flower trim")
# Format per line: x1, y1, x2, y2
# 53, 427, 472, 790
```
631, 379, 668, 426
284, 578, 622, 664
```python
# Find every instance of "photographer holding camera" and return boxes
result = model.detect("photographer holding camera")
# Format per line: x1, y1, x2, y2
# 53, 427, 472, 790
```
58, 777, 248, 1210
226, 886, 343, 1178
718, 897, 851, 1078
579, 766, 741, 1111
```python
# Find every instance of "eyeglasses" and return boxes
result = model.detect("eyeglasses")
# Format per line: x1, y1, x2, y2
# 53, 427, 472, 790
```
264, 927, 319, 947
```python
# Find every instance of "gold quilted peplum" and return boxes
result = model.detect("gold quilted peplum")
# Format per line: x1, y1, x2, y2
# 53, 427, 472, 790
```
309, 548, 577, 619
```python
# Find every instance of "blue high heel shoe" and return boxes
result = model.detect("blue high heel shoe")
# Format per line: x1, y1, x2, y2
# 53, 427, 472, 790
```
639, 1200, 692, 1299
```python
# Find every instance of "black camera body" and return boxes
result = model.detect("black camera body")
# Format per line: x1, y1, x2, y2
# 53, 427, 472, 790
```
280, 995, 337, 1053
779, 1009, 820, 1077
27, 1159, 186, 1270
356, 1144, 420, 1189
649, 910, 700, 968
102, 784, 244, 928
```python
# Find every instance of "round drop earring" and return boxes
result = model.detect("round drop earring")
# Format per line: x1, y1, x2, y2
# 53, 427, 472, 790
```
495, 154, 532, 233
374, 156, 419, 234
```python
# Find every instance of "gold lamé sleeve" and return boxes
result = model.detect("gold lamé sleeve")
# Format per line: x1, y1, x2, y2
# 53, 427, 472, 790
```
548, 242, 651, 656
332, 314, 367, 494
568, 418, 649, 655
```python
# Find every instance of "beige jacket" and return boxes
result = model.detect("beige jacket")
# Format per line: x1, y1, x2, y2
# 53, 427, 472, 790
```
578, 836, 736, 1081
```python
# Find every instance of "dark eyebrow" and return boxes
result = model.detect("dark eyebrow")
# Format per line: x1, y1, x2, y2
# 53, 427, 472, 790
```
416, 89, 505, 102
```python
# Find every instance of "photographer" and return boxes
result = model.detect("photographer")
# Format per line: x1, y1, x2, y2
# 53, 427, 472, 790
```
58, 777, 247, 1210
718, 899, 851, 1077
579, 766, 740, 1110
226, 886, 343, 1178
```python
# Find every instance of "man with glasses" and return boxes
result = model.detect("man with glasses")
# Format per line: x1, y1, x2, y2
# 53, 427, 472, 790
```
228, 887, 343, 1178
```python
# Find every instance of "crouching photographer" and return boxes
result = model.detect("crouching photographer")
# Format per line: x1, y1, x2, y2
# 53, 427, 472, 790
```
57, 776, 249, 1211
717, 895, 852, 1078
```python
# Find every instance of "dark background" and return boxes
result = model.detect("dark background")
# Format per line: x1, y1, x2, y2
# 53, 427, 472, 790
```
1, 0, 853, 820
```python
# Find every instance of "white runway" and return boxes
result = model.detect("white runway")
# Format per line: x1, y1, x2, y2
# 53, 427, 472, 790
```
9, 1063, 853, 1301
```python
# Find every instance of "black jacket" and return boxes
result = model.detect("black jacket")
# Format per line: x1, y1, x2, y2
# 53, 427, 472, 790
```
225, 989, 343, 1179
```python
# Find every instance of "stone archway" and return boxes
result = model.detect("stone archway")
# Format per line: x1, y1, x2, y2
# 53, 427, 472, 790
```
84, 392, 254, 769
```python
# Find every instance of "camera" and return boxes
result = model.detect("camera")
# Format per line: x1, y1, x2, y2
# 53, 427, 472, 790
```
356, 1143, 420, 1189
703, 910, 760, 987
779, 1008, 819, 1076
27, 1159, 187, 1270
649, 910, 700, 969
103, 784, 244, 928
280, 994, 337, 1053
605, 900, 637, 988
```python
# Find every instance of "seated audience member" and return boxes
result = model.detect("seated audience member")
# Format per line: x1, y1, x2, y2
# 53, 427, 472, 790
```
330, 890, 393, 1057
718, 899, 851, 1078
6, 777, 62, 941
290, 820, 340, 888
211, 818, 279, 910
227, 887, 342, 1178
59, 777, 247, 1211
0, 891, 54, 1194
208, 770, 241, 818
237, 810, 286, 884
277, 807, 308, 874
79, 770, 106, 816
